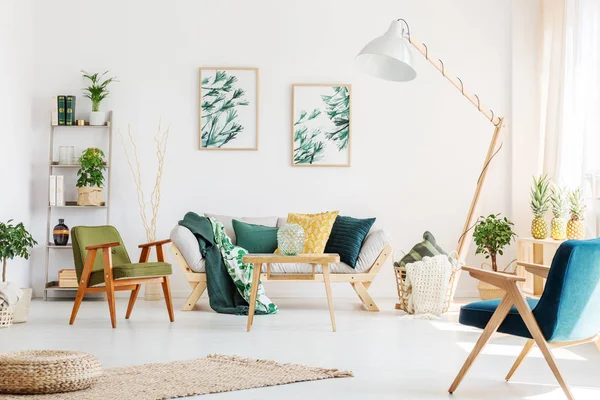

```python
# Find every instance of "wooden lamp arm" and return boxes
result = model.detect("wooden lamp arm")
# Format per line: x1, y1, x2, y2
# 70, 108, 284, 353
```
462, 266, 525, 289
85, 242, 121, 251
517, 261, 550, 279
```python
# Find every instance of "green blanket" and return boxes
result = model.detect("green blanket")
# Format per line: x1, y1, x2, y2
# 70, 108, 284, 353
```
178, 212, 277, 315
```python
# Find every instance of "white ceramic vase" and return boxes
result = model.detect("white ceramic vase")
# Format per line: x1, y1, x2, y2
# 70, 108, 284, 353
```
89, 111, 106, 126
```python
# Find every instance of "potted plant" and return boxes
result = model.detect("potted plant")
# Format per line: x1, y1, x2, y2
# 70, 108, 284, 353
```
81, 70, 117, 126
76, 148, 106, 206
473, 214, 517, 300
0, 219, 37, 323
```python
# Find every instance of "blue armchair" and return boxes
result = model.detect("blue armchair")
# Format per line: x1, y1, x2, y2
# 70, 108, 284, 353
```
449, 238, 600, 400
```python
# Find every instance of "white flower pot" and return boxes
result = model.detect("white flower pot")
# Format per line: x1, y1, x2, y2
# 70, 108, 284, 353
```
13, 288, 32, 323
89, 111, 106, 126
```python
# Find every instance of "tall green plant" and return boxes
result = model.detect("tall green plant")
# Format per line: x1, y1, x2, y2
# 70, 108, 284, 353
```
81, 70, 118, 112
473, 214, 517, 272
76, 148, 106, 188
0, 220, 37, 282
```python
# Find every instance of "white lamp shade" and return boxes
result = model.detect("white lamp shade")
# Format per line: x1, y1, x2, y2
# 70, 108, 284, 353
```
355, 20, 417, 82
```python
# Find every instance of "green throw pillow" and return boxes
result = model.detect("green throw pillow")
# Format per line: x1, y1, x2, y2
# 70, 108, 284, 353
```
324, 216, 376, 268
395, 231, 447, 268
232, 219, 279, 254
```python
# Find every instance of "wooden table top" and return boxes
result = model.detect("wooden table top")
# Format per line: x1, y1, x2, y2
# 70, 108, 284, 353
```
242, 253, 340, 264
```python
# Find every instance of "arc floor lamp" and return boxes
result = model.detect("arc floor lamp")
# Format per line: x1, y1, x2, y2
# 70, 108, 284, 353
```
355, 19, 504, 262
355, 18, 506, 396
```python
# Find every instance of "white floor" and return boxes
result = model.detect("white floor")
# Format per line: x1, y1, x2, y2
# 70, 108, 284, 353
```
1, 297, 599, 400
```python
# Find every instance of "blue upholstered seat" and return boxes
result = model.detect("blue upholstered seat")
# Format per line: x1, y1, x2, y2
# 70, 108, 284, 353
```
459, 238, 600, 343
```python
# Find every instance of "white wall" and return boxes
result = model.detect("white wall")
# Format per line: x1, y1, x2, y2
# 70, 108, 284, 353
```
0, 0, 34, 286
26, 0, 531, 299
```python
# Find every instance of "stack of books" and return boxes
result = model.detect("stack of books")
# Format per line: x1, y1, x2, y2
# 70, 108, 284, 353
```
51, 95, 77, 126
49, 176, 65, 206
58, 269, 78, 288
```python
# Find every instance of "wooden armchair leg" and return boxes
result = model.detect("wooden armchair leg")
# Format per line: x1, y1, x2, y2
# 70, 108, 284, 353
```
69, 249, 97, 325
507, 285, 575, 400
183, 282, 206, 311
102, 248, 117, 329
125, 285, 141, 319
449, 296, 514, 394
69, 286, 86, 325
351, 282, 379, 311
506, 339, 535, 381
161, 276, 175, 322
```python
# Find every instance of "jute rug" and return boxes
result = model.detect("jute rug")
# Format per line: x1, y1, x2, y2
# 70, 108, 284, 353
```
2, 354, 352, 399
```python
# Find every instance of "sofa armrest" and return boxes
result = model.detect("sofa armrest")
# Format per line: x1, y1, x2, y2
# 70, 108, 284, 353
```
355, 229, 391, 273
170, 225, 205, 272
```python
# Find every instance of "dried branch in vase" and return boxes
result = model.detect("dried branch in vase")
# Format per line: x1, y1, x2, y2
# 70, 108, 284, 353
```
118, 122, 170, 242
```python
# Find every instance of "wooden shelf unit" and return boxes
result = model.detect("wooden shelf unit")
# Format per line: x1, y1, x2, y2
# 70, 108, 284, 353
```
44, 112, 113, 300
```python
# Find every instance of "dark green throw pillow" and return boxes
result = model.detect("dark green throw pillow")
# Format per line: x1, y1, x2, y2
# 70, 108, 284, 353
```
395, 231, 447, 268
232, 219, 278, 254
324, 216, 376, 268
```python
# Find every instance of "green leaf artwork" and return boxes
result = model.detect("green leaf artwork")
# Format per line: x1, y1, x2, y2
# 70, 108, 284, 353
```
292, 85, 351, 166
201, 70, 252, 148
321, 86, 350, 150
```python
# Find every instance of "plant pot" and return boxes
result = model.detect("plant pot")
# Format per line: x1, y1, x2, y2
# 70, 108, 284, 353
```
477, 280, 506, 300
89, 111, 106, 126
13, 288, 32, 323
77, 187, 103, 206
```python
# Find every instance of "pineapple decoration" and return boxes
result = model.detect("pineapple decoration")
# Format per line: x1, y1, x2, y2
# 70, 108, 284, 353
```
530, 175, 551, 239
550, 184, 568, 240
567, 188, 586, 240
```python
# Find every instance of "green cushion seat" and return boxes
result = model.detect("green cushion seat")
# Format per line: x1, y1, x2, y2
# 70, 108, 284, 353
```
88, 262, 172, 287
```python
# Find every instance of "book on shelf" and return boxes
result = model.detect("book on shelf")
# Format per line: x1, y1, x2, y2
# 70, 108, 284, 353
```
49, 175, 56, 206
56, 175, 65, 206
57, 95, 66, 126
51, 96, 58, 126
66, 95, 76, 125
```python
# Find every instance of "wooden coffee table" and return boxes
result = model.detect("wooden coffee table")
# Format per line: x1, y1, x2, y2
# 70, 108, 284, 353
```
241, 253, 340, 332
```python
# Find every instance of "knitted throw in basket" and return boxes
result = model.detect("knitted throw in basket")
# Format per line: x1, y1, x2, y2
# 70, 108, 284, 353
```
405, 255, 453, 317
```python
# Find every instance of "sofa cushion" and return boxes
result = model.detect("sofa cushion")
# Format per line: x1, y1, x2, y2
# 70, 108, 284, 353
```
395, 231, 446, 269
325, 216, 376, 268
282, 211, 339, 254
205, 213, 278, 244
232, 219, 279, 253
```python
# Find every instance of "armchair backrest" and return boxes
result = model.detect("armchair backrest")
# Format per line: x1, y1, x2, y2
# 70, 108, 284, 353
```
533, 238, 600, 342
71, 226, 131, 282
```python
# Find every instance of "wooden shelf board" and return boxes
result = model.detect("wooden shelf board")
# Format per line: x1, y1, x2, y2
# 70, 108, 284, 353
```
51, 124, 110, 129
45, 282, 78, 291
50, 163, 108, 168
47, 243, 72, 248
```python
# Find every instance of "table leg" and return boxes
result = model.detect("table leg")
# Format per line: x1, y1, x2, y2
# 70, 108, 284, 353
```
247, 261, 261, 332
322, 263, 336, 332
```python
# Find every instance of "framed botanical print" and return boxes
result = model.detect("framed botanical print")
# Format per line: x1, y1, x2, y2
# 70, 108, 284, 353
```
199, 67, 259, 150
292, 84, 351, 167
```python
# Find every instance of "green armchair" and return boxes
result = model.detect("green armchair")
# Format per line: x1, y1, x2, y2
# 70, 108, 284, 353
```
70, 225, 174, 328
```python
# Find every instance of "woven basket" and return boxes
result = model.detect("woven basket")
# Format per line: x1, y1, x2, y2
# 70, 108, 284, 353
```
0, 305, 15, 328
0, 350, 102, 394
394, 257, 460, 314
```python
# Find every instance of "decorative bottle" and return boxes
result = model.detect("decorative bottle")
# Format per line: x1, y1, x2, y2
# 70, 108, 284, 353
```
53, 219, 69, 246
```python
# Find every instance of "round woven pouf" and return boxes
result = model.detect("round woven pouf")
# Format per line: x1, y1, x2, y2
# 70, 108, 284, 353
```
0, 350, 102, 394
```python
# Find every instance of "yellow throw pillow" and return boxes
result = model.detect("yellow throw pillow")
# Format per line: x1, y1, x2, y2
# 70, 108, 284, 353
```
283, 211, 339, 254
